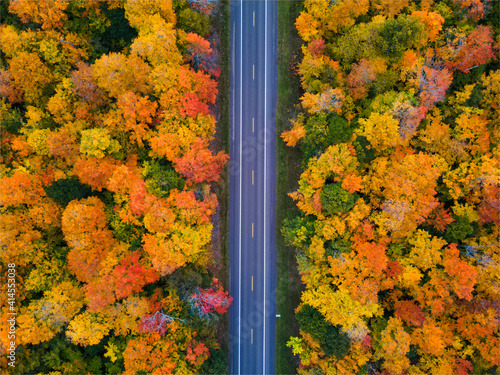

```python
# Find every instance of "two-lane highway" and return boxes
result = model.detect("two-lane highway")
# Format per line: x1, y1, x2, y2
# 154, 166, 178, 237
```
228, 1, 277, 374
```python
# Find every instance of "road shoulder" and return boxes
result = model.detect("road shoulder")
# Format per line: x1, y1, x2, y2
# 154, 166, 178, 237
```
275, 1, 305, 374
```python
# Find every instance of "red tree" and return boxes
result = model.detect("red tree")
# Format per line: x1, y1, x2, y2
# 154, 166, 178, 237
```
113, 252, 159, 299
83, 277, 116, 311
189, 278, 233, 317
0, 68, 22, 103
188, 0, 213, 16
454, 0, 491, 21
129, 178, 153, 216
395, 300, 426, 327
186, 340, 210, 366
70, 62, 108, 107
446, 26, 495, 72
443, 244, 478, 300
308, 38, 326, 56
416, 63, 452, 108
185, 33, 219, 77
178, 66, 218, 104
173, 138, 229, 185
178, 92, 210, 118
347, 59, 376, 99
425, 202, 455, 231
478, 184, 500, 225
138, 310, 177, 335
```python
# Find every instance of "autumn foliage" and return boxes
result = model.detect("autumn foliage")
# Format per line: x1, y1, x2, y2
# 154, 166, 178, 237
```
283, 1, 500, 374
0, 1, 230, 373
189, 278, 233, 317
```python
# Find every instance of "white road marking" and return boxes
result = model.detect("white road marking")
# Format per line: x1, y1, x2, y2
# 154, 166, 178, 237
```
252, 222, 254, 238
251, 329, 254, 344
252, 169, 254, 185
253, 11, 255, 27
252, 275, 254, 291
253, 64, 255, 80
252, 117, 255, 132
263, 0, 268, 373
238, 1, 243, 373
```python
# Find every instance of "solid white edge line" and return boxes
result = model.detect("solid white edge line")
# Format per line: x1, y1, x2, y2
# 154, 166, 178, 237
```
232, 24, 235, 142
263, 0, 267, 373
238, 0, 243, 374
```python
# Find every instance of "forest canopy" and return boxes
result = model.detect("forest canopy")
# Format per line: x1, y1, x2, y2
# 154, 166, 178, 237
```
283, 0, 499, 374
0, 0, 231, 373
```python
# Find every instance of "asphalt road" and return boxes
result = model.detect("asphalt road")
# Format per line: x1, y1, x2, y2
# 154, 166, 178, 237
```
228, 1, 278, 374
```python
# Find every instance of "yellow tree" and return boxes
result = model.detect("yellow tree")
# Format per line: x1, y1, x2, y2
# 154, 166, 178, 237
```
66, 311, 112, 346
378, 317, 411, 374
371, 0, 409, 18
358, 112, 400, 151
303, 0, 369, 36
16, 281, 85, 345
124, 0, 176, 30
92, 53, 152, 98
104, 296, 150, 336
480, 70, 500, 124
301, 87, 344, 114
7, 51, 54, 104
79, 128, 121, 158
295, 11, 320, 42
301, 286, 382, 332
0, 25, 26, 59
46, 78, 77, 125
281, 119, 306, 147
130, 15, 182, 68
454, 110, 491, 156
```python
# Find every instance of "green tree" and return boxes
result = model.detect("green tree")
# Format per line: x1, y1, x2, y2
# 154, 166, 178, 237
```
324, 239, 351, 258
167, 264, 210, 299
177, 7, 210, 36
296, 304, 351, 358
281, 214, 316, 249
326, 115, 352, 145
376, 16, 425, 62
320, 183, 358, 215
321, 324, 351, 358
296, 304, 328, 342
444, 215, 476, 243
199, 348, 228, 375
44, 178, 94, 207
142, 160, 185, 197
352, 134, 376, 165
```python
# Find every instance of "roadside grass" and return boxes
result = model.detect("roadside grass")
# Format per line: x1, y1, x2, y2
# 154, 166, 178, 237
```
276, 1, 304, 374
212, 0, 230, 360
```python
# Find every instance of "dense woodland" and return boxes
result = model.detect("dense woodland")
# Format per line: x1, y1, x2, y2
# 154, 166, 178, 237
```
282, 0, 499, 374
0, 0, 231, 373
